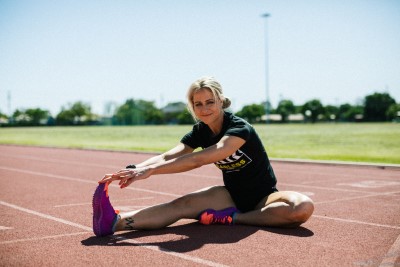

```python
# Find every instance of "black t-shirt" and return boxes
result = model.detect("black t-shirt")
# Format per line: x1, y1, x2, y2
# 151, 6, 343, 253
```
181, 112, 277, 209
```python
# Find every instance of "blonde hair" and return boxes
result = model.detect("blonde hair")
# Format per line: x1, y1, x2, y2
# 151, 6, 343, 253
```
187, 76, 231, 121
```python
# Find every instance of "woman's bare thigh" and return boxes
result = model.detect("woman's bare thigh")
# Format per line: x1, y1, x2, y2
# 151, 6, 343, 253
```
174, 185, 236, 218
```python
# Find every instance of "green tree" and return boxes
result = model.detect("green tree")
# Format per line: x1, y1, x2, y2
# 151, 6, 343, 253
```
137, 100, 163, 124
25, 108, 50, 125
114, 99, 162, 125
12, 110, 24, 125
323, 105, 339, 121
337, 104, 364, 122
236, 104, 265, 123
163, 102, 186, 124
56, 101, 93, 125
0, 111, 8, 123
386, 103, 400, 121
10, 108, 50, 126
301, 99, 325, 123
56, 109, 75, 125
70, 102, 91, 120
276, 99, 295, 123
114, 99, 141, 125
337, 104, 351, 121
363, 92, 396, 121
177, 110, 194, 124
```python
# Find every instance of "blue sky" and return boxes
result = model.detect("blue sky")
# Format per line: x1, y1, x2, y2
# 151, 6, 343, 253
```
1, 0, 399, 116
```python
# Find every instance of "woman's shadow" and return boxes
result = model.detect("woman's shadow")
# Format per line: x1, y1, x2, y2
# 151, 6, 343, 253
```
81, 222, 314, 253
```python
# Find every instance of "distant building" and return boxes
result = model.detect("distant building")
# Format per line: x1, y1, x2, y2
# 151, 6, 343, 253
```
261, 114, 282, 122
162, 102, 186, 114
288, 113, 305, 122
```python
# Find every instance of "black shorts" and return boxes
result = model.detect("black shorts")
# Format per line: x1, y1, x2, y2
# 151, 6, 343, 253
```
226, 186, 279, 213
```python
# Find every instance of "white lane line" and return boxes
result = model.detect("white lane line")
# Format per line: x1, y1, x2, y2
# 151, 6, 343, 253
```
0, 226, 13, 230
0, 154, 119, 169
0, 166, 181, 197
280, 168, 400, 180
312, 215, 400, 230
54, 197, 154, 208
4, 153, 399, 179
0, 200, 92, 231
0, 154, 222, 180
314, 191, 400, 205
379, 232, 400, 267
338, 180, 400, 188
0, 200, 229, 267
0, 232, 89, 245
113, 236, 229, 267
278, 182, 373, 193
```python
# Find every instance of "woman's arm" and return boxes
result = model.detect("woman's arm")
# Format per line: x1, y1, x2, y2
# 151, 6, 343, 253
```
100, 135, 246, 188
149, 135, 245, 175
134, 143, 194, 168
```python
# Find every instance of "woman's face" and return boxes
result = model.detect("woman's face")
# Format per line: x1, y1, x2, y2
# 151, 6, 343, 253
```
192, 88, 223, 124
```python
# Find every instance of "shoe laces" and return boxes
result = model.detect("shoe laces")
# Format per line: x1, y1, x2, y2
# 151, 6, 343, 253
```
207, 212, 233, 225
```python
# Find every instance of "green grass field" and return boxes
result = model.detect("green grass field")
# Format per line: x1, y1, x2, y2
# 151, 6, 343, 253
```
1, 123, 399, 164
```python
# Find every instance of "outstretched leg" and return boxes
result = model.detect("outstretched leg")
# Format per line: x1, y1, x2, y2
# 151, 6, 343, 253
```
114, 185, 236, 231
234, 191, 314, 228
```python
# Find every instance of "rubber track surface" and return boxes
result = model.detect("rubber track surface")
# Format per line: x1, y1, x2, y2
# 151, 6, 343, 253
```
1, 145, 399, 266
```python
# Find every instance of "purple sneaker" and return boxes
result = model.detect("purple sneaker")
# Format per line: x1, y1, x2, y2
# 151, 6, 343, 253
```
92, 182, 119, 237
198, 207, 239, 225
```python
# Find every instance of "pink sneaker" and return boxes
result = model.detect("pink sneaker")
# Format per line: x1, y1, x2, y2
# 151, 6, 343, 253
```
198, 207, 239, 225
92, 183, 119, 237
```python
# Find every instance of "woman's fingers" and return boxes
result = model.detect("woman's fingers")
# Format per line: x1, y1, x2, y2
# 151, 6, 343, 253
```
98, 173, 115, 183
120, 178, 134, 189
98, 169, 141, 188
99, 170, 132, 183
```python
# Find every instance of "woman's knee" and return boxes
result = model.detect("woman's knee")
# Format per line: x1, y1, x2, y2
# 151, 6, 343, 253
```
289, 198, 314, 225
272, 191, 314, 226
289, 192, 314, 226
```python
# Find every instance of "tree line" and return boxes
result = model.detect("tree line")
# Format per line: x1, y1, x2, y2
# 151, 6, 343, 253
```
0, 92, 399, 126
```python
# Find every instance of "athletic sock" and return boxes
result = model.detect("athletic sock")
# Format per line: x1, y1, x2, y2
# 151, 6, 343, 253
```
112, 214, 121, 232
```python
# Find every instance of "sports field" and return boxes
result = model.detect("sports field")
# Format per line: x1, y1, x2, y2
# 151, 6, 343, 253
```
1, 123, 399, 164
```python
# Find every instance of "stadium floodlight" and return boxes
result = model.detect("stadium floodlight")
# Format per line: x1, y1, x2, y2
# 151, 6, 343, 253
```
261, 13, 270, 123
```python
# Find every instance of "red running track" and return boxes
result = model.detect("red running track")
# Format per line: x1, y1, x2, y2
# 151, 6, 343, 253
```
0, 145, 399, 266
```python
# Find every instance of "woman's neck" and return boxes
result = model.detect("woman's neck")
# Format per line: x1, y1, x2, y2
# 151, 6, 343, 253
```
207, 111, 224, 136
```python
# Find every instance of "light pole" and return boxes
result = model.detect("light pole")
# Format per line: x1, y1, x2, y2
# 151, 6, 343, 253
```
261, 13, 270, 123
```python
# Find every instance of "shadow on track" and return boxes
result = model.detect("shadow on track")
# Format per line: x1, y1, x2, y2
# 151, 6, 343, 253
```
81, 222, 314, 252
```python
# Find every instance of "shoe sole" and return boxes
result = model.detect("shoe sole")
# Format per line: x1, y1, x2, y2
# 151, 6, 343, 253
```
92, 183, 106, 237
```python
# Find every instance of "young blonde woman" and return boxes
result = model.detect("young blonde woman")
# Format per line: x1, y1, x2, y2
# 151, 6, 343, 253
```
93, 76, 314, 237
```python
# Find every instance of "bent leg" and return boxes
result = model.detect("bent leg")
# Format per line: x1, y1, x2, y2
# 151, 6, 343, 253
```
234, 191, 314, 228
115, 185, 236, 231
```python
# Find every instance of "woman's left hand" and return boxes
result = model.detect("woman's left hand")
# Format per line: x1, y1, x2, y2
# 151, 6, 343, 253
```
99, 167, 152, 188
